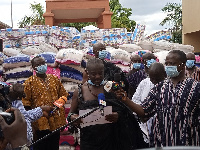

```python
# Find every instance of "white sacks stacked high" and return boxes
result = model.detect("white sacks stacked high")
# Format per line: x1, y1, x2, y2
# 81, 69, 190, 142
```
56, 48, 85, 98
107, 48, 131, 73
3, 54, 32, 84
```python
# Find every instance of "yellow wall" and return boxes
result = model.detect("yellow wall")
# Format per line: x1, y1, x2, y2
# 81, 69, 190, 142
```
182, 0, 200, 34
184, 31, 200, 52
182, 0, 200, 52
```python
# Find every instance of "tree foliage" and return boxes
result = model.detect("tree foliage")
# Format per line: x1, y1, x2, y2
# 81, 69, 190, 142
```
18, 2, 45, 28
109, 0, 136, 32
160, 3, 182, 44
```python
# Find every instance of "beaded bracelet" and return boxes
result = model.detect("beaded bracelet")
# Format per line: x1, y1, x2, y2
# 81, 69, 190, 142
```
67, 112, 76, 122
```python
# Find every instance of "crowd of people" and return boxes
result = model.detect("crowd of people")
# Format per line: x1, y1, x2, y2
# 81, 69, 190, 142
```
0, 42, 200, 150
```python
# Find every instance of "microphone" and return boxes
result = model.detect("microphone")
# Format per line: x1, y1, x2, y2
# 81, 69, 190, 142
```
112, 73, 125, 91
98, 93, 106, 116
51, 96, 67, 114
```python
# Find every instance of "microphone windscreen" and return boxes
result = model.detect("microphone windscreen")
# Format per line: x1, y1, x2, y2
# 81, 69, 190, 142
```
98, 93, 105, 102
114, 73, 121, 82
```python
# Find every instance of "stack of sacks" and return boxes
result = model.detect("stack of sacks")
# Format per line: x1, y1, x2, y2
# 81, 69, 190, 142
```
3, 55, 32, 84
38, 52, 60, 79
80, 25, 103, 48
56, 49, 85, 99
21, 46, 43, 56
3, 48, 22, 57
0, 52, 7, 81
101, 28, 127, 46
39, 42, 58, 54
82, 47, 95, 61
154, 51, 169, 64
127, 32, 133, 44
1, 28, 24, 48
137, 40, 153, 52
108, 49, 131, 73
119, 44, 142, 53
152, 40, 172, 51
171, 43, 194, 53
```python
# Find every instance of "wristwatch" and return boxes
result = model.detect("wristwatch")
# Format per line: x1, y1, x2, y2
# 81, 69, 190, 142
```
12, 145, 29, 150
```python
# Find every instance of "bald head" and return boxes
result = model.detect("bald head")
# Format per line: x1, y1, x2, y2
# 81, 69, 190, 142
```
142, 53, 156, 61
186, 52, 195, 60
131, 54, 141, 63
148, 62, 166, 84
93, 43, 106, 58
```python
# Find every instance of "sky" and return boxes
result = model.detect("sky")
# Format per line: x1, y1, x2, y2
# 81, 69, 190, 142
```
0, 0, 181, 36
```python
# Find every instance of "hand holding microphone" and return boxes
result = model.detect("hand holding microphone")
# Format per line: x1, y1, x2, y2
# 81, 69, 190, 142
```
98, 93, 106, 116
51, 96, 67, 114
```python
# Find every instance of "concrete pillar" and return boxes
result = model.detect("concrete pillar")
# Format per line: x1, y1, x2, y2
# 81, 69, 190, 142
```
43, 12, 55, 27
97, 11, 113, 29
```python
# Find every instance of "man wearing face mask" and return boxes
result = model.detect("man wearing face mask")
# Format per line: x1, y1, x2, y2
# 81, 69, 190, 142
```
127, 54, 146, 99
185, 52, 200, 81
142, 52, 157, 74
22, 56, 68, 150
115, 50, 200, 147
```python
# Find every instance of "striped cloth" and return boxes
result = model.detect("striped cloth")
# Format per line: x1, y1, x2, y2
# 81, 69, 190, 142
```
185, 66, 200, 81
142, 78, 200, 147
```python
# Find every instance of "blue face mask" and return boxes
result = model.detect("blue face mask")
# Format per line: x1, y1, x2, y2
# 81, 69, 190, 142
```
132, 63, 141, 69
99, 50, 108, 59
146, 59, 157, 68
88, 80, 104, 86
36, 64, 47, 74
186, 60, 195, 68
165, 66, 180, 78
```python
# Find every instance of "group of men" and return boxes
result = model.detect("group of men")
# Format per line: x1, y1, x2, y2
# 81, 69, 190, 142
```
0, 42, 200, 150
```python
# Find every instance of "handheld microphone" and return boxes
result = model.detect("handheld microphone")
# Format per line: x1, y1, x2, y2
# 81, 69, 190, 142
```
51, 96, 67, 114
112, 73, 125, 91
98, 93, 106, 116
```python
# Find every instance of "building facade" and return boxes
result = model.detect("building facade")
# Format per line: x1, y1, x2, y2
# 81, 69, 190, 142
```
43, 0, 113, 29
182, 0, 200, 52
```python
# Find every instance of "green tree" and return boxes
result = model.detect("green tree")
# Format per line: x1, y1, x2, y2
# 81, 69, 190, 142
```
18, 2, 45, 28
109, 0, 136, 32
160, 2, 182, 44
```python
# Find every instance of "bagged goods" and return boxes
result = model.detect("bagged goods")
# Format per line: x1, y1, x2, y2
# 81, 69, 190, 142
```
3, 48, 21, 56
56, 49, 84, 65
3, 55, 31, 69
62, 82, 78, 93
60, 65, 85, 74
119, 44, 142, 53
138, 40, 153, 51
6, 77, 29, 84
21, 46, 42, 55
60, 70, 83, 84
39, 52, 56, 64
39, 42, 58, 53
171, 43, 194, 53
108, 49, 131, 65
154, 51, 169, 64
115, 64, 130, 73
152, 41, 172, 51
